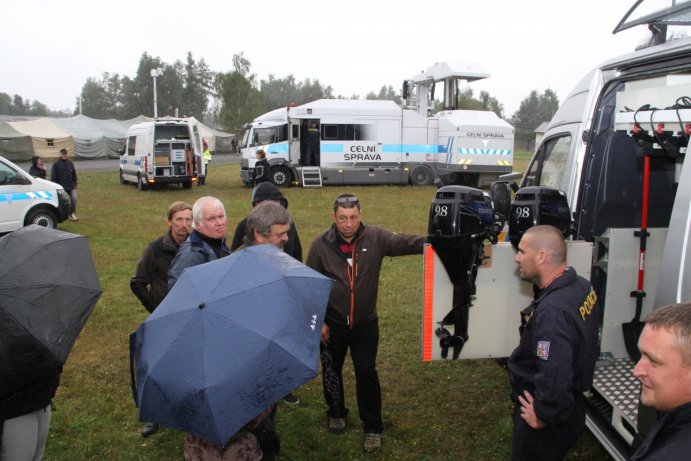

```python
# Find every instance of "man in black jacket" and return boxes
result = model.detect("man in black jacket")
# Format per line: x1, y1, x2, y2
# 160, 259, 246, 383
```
230, 182, 302, 262
630, 303, 691, 460
509, 225, 599, 461
50, 148, 78, 221
129, 201, 191, 436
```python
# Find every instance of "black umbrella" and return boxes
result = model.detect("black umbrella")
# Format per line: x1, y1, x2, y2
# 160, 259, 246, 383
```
0, 225, 102, 396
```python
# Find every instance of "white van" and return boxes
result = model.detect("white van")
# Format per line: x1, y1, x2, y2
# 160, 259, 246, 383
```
0, 155, 71, 233
118, 119, 204, 190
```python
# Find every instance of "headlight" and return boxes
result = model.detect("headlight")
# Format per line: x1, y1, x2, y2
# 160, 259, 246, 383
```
57, 189, 68, 199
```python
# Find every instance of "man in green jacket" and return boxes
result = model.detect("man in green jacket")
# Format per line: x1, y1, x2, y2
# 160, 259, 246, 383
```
306, 193, 425, 453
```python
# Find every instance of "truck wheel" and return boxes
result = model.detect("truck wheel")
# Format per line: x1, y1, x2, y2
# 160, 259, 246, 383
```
270, 166, 292, 187
410, 166, 434, 186
182, 181, 192, 189
119, 170, 126, 185
137, 174, 148, 191
26, 208, 57, 229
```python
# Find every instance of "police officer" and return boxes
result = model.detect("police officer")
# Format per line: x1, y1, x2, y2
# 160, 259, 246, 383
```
508, 225, 599, 461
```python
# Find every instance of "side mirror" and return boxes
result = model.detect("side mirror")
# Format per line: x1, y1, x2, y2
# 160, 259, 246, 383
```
117, 146, 125, 156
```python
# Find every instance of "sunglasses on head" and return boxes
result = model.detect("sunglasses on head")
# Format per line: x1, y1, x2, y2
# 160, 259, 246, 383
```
335, 196, 359, 204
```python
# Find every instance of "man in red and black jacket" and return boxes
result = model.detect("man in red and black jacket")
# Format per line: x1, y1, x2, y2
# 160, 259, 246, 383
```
306, 193, 425, 453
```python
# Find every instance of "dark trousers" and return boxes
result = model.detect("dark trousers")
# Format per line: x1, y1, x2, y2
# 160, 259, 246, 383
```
511, 394, 585, 461
321, 319, 383, 433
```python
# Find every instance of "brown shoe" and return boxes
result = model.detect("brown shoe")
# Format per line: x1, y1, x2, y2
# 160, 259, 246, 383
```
363, 432, 381, 452
328, 417, 346, 433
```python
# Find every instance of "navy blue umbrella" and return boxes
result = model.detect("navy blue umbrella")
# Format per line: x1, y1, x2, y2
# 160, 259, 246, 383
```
133, 244, 332, 446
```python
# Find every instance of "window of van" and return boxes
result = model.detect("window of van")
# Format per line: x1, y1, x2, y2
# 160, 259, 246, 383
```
155, 125, 190, 141
523, 135, 571, 190
127, 136, 136, 156
0, 160, 23, 185
321, 124, 369, 141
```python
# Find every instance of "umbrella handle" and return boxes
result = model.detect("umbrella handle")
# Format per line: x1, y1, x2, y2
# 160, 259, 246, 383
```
129, 332, 139, 408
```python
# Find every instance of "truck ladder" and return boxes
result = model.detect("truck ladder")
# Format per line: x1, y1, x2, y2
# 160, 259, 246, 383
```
301, 167, 323, 187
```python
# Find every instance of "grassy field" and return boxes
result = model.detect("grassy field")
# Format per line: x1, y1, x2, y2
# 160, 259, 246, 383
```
43, 155, 610, 460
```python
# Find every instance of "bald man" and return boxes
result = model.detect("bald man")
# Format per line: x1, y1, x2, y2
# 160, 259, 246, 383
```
508, 225, 599, 461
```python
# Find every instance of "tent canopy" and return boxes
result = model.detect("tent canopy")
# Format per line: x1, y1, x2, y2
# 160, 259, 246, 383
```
0, 115, 234, 161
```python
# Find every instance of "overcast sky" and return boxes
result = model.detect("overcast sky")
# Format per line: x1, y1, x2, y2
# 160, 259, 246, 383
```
2, 0, 689, 118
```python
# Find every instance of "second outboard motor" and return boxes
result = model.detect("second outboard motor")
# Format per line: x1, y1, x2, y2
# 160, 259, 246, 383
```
428, 186, 500, 359
509, 186, 573, 249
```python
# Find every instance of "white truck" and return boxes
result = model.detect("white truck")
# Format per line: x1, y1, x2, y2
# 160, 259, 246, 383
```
0, 155, 70, 233
118, 118, 204, 190
423, 2, 691, 459
240, 62, 514, 188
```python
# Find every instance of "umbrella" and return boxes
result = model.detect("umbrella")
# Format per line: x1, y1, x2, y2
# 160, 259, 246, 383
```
133, 244, 333, 446
0, 225, 102, 396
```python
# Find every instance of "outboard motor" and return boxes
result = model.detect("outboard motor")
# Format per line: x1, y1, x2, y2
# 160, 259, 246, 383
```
428, 186, 500, 359
509, 186, 573, 249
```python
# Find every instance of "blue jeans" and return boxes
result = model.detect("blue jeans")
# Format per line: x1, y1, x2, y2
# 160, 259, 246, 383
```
67, 189, 77, 214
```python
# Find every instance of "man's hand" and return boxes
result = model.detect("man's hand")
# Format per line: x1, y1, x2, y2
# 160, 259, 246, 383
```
321, 323, 330, 346
517, 390, 547, 429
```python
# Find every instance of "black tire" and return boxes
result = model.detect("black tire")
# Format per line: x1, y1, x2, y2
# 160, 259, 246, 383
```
182, 181, 193, 189
137, 174, 148, 191
410, 166, 434, 186
270, 166, 292, 187
25, 208, 57, 229
119, 170, 126, 185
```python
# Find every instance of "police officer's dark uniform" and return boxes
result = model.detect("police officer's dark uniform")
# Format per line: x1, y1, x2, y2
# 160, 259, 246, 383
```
508, 266, 599, 461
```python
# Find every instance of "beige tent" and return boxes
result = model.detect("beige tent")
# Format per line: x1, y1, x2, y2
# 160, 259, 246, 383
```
7, 118, 73, 159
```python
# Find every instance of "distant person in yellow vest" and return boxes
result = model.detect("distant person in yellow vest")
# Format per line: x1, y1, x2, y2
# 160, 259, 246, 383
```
198, 141, 212, 186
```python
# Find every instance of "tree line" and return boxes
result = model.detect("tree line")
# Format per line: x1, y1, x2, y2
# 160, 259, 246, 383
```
2, 51, 560, 144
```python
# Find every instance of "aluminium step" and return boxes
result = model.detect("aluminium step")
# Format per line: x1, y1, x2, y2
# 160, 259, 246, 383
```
301, 166, 322, 187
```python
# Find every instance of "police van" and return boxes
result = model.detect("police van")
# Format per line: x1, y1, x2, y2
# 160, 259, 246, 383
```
422, 2, 691, 459
118, 118, 204, 190
0, 155, 70, 233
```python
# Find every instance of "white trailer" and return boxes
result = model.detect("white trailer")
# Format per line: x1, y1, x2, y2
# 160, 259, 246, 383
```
423, 2, 691, 459
240, 62, 513, 188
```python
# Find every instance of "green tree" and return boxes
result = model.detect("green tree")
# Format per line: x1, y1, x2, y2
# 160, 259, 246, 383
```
457, 88, 504, 117
79, 76, 110, 118
512, 89, 559, 143
0, 93, 13, 115
120, 52, 165, 118
366, 85, 402, 105
182, 52, 213, 119
215, 52, 262, 135
260, 74, 299, 112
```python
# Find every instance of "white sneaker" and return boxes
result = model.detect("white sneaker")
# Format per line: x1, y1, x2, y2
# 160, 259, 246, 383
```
69, 213, 78, 221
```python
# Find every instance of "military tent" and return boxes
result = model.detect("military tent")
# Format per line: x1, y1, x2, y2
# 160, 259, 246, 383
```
7, 118, 73, 160
0, 121, 34, 162
52, 115, 128, 159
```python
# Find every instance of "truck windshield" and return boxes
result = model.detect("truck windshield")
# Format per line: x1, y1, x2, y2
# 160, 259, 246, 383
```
254, 127, 278, 145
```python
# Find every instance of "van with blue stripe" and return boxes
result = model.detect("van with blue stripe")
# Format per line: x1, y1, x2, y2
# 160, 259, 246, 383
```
0, 155, 71, 233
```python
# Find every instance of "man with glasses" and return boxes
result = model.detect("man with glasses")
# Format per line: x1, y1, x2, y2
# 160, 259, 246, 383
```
306, 193, 426, 453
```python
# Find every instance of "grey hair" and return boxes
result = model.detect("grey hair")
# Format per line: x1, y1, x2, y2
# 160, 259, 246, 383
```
246, 201, 292, 240
192, 196, 225, 229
